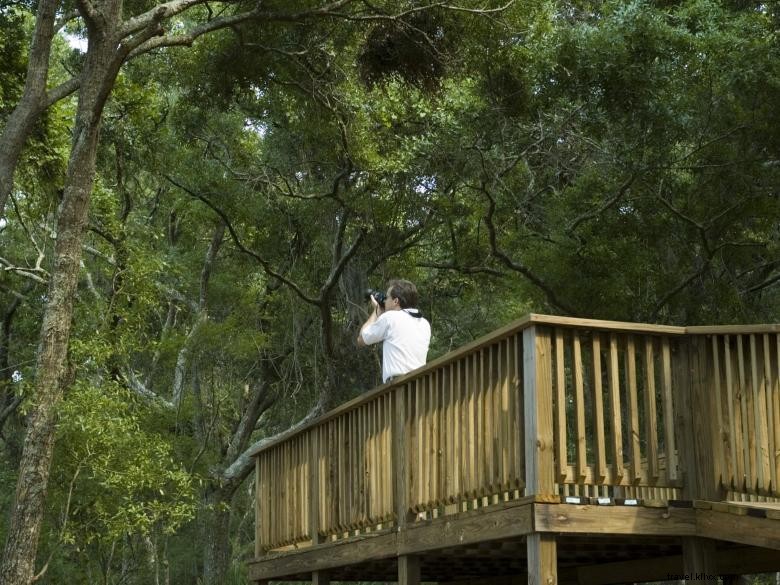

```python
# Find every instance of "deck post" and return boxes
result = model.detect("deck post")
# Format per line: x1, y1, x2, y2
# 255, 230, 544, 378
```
523, 326, 555, 496
394, 385, 413, 528
676, 336, 721, 578
527, 533, 557, 585
398, 554, 421, 585
524, 327, 557, 585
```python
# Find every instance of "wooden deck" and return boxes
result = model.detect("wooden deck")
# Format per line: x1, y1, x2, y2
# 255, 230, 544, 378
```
248, 315, 780, 584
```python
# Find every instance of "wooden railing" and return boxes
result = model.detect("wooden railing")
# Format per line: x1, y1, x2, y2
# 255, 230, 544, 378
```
253, 316, 780, 553
687, 326, 780, 499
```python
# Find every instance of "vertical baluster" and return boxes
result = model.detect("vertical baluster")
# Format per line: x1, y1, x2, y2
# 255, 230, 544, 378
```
478, 349, 487, 498
483, 346, 493, 495
500, 339, 511, 492
385, 392, 393, 520
352, 408, 360, 528
661, 337, 677, 482
338, 418, 344, 532
467, 353, 477, 499
458, 358, 468, 505
573, 331, 587, 484
609, 333, 624, 484
447, 363, 456, 503
511, 334, 522, 491
774, 335, 780, 496
644, 337, 659, 482
763, 334, 777, 494
737, 335, 753, 492
724, 336, 741, 491
414, 378, 424, 512
751, 335, 771, 493
555, 329, 567, 484
431, 371, 440, 508
591, 333, 607, 483
711, 335, 725, 488
373, 398, 380, 524
626, 335, 642, 484
491, 343, 502, 498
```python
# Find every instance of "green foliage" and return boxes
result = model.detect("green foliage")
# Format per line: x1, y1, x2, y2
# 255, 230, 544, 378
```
54, 381, 197, 545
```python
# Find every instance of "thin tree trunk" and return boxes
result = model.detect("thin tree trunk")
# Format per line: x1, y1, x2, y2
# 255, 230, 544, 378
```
0, 0, 58, 217
0, 10, 125, 581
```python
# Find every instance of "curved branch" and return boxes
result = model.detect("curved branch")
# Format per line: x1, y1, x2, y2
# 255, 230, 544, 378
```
482, 187, 577, 315
164, 175, 319, 306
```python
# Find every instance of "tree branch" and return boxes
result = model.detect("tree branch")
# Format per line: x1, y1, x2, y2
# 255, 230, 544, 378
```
164, 175, 320, 306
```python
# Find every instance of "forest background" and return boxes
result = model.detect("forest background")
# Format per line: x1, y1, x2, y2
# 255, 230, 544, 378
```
1, 0, 779, 583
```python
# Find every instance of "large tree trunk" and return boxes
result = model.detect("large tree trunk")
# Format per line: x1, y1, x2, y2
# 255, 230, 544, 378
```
0, 0, 58, 218
201, 489, 233, 585
0, 12, 125, 583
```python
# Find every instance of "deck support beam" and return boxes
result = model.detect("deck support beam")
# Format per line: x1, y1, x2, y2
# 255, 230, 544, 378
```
398, 554, 421, 585
527, 533, 557, 585
311, 569, 330, 585
681, 537, 718, 581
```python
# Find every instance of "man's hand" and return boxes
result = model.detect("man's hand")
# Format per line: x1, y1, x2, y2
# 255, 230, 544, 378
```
370, 294, 382, 316
357, 295, 382, 347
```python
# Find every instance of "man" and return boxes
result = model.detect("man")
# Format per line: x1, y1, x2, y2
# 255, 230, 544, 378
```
357, 279, 431, 383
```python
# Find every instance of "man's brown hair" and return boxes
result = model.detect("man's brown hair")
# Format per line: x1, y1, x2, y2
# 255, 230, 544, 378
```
387, 279, 419, 309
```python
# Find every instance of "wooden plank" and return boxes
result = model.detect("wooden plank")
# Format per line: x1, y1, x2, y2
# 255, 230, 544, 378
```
444, 363, 454, 502
454, 360, 464, 503
248, 529, 397, 581
500, 339, 511, 491
394, 386, 411, 527
687, 324, 780, 335
661, 338, 678, 481
711, 335, 726, 487
644, 337, 659, 481
775, 334, 780, 496
608, 333, 624, 483
514, 333, 525, 490
416, 377, 426, 512
534, 502, 697, 535
477, 349, 486, 497
369, 401, 377, 524
750, 334, 770, 493
527, 533, 557, 585
725, 336, 743, 490
625, 335, 642, 483
398, 498, 534, 554
492, 342, 502, 494
432, 371, 441, 507
529, 314, 686, 335
737, 335, 753, 493
467, 354, 477, 498
763, 334, 777, 494
573, 332, 587, 482
398, 555, 420, 585
255, 457, 262, 556
696, 509, 780, 550
524, 326, 555, 495
509, 335, 521, 489
591, 333, 607, 482
555, 329, 568, 483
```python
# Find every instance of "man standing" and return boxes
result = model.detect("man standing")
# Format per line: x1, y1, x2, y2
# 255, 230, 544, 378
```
357, 279, 431, 383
